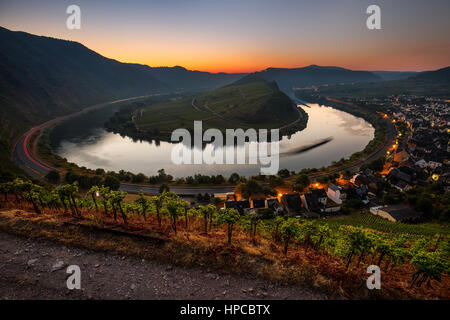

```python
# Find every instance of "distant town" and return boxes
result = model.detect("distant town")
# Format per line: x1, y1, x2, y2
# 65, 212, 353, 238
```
218, 94, 448, 225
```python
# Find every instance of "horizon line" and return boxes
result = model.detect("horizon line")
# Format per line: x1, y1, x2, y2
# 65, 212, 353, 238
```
2, 26, 449, 74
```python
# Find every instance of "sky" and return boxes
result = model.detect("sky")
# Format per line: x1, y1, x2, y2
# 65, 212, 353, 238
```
0, 0, 449, 73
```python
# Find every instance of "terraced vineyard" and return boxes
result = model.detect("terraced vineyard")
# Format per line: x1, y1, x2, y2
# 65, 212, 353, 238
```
323, 212, 450, 237
134, 79, 304, 133
1, 178, 449, 298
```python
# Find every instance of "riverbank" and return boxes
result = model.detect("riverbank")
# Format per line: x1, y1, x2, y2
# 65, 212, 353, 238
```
104, 80, 309, 142
288, 93, 395, 182
18, 93, 385, 194
33, 105, 376, 189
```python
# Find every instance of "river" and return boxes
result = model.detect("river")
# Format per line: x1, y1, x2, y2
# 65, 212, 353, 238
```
51, 103, 374, 178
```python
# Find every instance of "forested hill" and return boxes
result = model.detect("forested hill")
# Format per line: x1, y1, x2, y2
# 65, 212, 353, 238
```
146, 66, 246, 92
0, 26, 168, 140
254, 65, 383, 94
303, 66, 450, 99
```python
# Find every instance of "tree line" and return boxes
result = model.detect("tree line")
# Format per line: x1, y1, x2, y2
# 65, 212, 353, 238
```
0, 178, 448, 290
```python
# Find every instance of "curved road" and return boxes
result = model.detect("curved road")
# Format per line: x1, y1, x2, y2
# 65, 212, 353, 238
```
13, 96, 154, 179
12, 96, 235, 195
307, 98, 397, 180
13, 95, 393, 194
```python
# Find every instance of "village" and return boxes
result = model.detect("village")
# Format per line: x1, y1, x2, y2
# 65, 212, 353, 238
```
213, 95, 449, 224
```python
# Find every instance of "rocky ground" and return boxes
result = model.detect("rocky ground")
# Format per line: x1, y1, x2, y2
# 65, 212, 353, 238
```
0, 231, 334, 300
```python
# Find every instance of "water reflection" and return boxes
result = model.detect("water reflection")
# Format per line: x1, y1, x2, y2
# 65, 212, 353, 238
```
54, 103, 374, 177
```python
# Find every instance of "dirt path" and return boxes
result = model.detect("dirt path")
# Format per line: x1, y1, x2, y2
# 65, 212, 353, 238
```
0, 231, 333, 300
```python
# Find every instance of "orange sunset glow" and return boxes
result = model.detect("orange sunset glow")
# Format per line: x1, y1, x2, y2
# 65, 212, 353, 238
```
0, 0, 449, 73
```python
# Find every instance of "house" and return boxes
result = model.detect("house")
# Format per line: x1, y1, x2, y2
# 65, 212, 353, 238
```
414, 159, 428, 169
370, 205, 423, 222
251, 198, 266, 209
351, 170, 376, 187
322, 198, 341, 214
265, 198, 285, 216
370, 206, 384, 215
225, 192, 236, 201
301, 188, 327, 212
428, 161, 442, 169
327, 183, 346, 204
394, 112, 406, 121
394, 180, 411, 192
224, 199, 250, 214
393, 150, 409, 163
281, 193, 302, 215
214, 193, 233, 201
388, 168, 413, 184
353, 184, 367, 196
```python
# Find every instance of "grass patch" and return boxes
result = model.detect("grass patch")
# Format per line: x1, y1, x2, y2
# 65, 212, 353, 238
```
323, 212, 450, 237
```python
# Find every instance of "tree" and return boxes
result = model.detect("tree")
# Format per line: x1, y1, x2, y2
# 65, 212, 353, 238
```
110, 190, 128, 225
344, 226, 370, 269
342, 170, 352, 180
55, 185, 69, 213
66, 182, 81, 217
280, 218, 301, 255
88, 186, 100, 212
372, 237, 392, 267
21, 181, 41, 214
198, 204, 216, 234
271, 216, 284, 243
315, 224, 331, 250
165, 199, 181, 234
104, 175, 120, 190
228, 173, 241, 184
99, 186, 111, 216
277, 169, 290, 178
45, 170, 60, 184
248, 210, 260, 239
132, 173, 147, 184
0, 182, 9, 204
410, 250, 448, 288
235, 179, 263, 199
157, 169, 168, 182
178, 199, 189, 228
152, 195, 164, 228
217, 208, 240, 245
159, 183, 170, 194
293, 174, 310, 192
206, 204, 217, 231
135, 191, 149, 220
10, 179, 22, 203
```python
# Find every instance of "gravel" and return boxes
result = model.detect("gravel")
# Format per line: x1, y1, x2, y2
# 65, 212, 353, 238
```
0, 231, 333, 300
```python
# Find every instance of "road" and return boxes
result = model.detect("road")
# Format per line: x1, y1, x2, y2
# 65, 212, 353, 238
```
307, 99, 397, 179
12, 95, 236, 195
12, 95, 156, 179
13, 94, 394, 194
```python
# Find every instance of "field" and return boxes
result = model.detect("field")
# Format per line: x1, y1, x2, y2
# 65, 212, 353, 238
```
135, 80, 303, 133
0, 178, 449, 300
306, 79, 450, 100
323, 212, 450, 237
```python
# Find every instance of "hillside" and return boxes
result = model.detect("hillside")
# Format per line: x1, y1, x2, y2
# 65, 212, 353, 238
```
371, 71, 418, 81
105, 78, 307, 140
0, 27, 247, 143
0, 27, 172, 141
147, 66, 246, 92
255, 65, 382, 94
410, 66, 450, 83
301, 66, 450, 99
